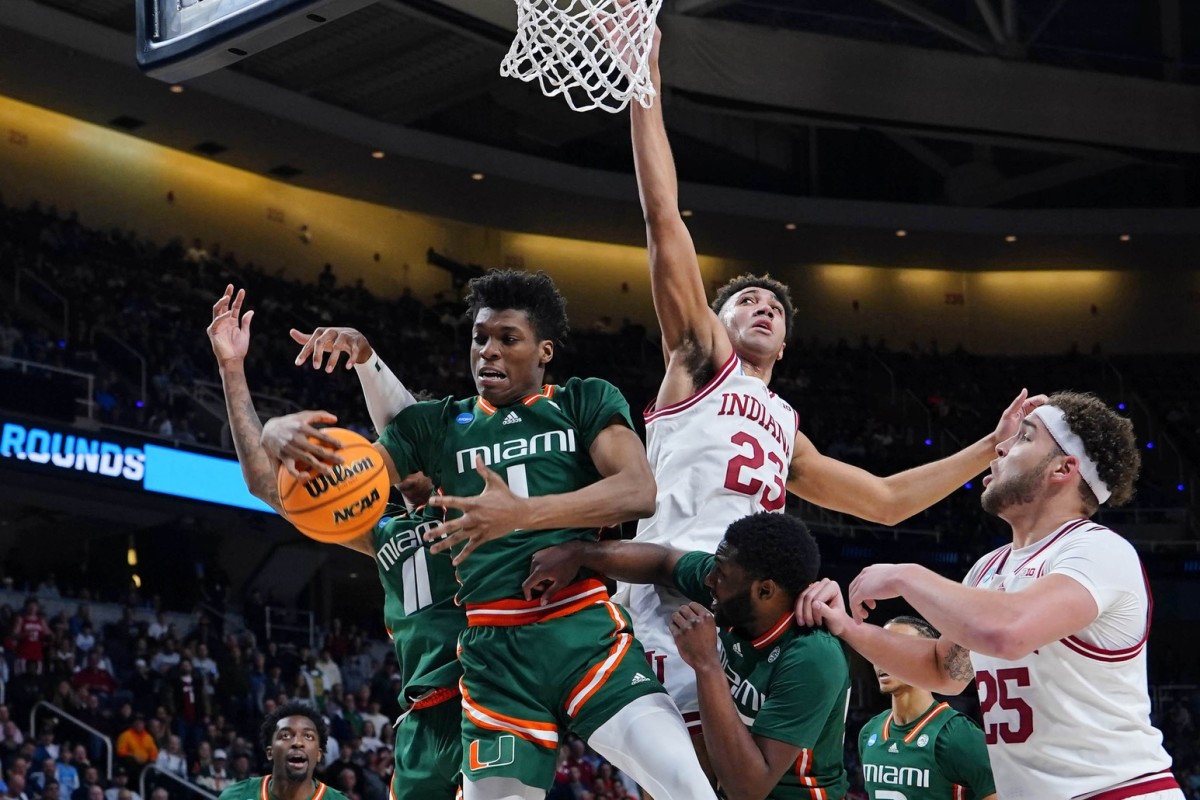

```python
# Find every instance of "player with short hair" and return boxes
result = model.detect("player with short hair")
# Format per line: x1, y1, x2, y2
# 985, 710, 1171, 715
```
207, 287, 464, 800
800, 392, 1181, 800
626, 25, 1043, 749
858, 616, 995, 800
525, 511, 849, 800
262, 270, 714, 800
219, 702, 348, 800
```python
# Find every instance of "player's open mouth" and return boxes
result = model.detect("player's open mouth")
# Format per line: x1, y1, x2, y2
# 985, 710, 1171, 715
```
751, 321, 772, 333
982, 474, 994, 487
478, 368, 506, 386
286, 753, 308, 769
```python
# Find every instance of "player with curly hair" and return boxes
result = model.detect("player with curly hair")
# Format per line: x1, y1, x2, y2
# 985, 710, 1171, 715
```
626, 27, 1043, 761
219, 702, 347, 800
800, 392, 1181, 800
525, 512, 850, 800
261, 269, 715, 800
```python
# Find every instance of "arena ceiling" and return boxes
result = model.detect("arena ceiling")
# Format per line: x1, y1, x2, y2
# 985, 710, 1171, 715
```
3, 0, 1200, 266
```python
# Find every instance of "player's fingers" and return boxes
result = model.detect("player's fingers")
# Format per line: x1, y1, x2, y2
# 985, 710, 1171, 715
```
301, 410, 339, 426
346, 342, 362, 370
231, 288, 246, 317
428, 494, 469, 511
241, 309, 255, 333
423, 519, 458, 544
451, 538, 480, 566
296, 450, 334, 476
211, 289, 232, 317
282, 458, 305, 481
312, 336, 328, 370
325, 349, 344, 373
294, 335, 317, 366
208, 309, 234, 331
431, 530, 466, 557
298, 423, 343, 451
290, 328, 313, 345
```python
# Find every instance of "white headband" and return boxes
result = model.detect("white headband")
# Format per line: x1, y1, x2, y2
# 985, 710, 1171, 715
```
1029, 405, 1111, 504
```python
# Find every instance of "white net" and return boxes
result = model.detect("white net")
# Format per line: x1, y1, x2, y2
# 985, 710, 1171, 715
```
500, 0, 664, 113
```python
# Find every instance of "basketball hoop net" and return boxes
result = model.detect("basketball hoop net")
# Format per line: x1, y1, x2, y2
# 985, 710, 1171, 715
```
500, 0, 664, 113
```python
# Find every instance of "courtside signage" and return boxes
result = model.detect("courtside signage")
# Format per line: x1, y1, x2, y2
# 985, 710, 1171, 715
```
0, 418, 271, 513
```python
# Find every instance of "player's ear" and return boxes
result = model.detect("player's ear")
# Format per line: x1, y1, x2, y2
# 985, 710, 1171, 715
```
539, 340, 554, 366
756, 578, 777, 601
775, 341, 786, 362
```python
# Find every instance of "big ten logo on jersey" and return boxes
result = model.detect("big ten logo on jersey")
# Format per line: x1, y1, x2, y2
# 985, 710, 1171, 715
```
376, 519, 441, 572
455, 429, 577, 473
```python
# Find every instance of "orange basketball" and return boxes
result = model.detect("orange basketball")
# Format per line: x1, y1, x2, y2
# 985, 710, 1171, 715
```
276, 427, 390, 543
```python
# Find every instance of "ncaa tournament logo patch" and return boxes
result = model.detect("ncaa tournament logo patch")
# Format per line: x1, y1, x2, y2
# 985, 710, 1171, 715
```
456, 413, 473, 425
867, 734, 877, 747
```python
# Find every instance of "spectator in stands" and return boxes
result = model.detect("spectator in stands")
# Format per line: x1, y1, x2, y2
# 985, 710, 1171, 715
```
148, 789, 166, 800
149, 640, 179, 677
27, 759, 58, 796
313, 651, 341, 697
30, 726, 60, 765
123, 661, 156, 718
13, 599, 50, 676
195, 749, 232, 794
69, 767, 99, 800
191, 645, 219, 698
3, 770, 28, 800
164, 659, 209, 751
52, 749, 79, 797
145, 614, 168, 644
102, 768, 140, 800
153, 735, 187, 781
73, 626, 96, 662
71, 653, 117, 698
228, 754, 251, 784
114, 715, 157, 772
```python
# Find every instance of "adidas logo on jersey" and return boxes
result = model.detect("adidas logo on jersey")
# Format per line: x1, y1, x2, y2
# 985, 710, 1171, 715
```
733, 643, 743, 657
631, 673, 650, 686
888, 743, 899, 753
502, 411, 522, 425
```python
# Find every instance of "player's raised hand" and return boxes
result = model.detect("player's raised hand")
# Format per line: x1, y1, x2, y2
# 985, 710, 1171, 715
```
796, 578, 855, 636
992, 388, 1048, 446
425, 458, 529, 564
260, 410, 344, 478
669, 602, 719, 670
847, 564, 910, 622
291, 326, 375, 373
207, 285, 254, 367
523, 543, 586, 604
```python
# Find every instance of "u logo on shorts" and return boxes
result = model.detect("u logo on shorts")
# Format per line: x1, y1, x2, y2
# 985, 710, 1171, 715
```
469, 735, 517, 771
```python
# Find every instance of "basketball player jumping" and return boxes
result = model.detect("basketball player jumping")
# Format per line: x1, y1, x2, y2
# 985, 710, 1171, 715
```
259, 270, 715, 800
625, 25, 1043, 751
800, 392, 1181, 800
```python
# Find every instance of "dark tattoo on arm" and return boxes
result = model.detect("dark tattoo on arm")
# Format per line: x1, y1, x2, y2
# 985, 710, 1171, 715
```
944, 643, 975, 682
229, 392, 281, 511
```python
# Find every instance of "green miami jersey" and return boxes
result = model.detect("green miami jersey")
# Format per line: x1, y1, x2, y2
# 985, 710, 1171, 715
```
378, 379, 632, 604
371, 506, 465, 702
673, 552, 850, 800
859, 702, 995, 800
219, 777, 347, 800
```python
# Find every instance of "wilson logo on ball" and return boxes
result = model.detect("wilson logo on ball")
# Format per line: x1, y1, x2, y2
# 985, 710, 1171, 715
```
303, 456, 377, 498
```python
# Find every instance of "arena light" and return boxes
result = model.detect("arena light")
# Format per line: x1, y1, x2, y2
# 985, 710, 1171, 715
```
470, 172, 485, 181
1004, 235, 1018, 243
371, 150, 385, 160
681, 209, 694, 218
127, 547, 138, 567
1119, 234, 1131, 242
785, 223, 796, 231
169, 85, 184, 94
895, 229, 907, 237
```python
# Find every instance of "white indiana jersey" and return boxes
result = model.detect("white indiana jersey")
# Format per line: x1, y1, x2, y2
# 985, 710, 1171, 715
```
965, 518, 1177, 800
617, 352, 798, 723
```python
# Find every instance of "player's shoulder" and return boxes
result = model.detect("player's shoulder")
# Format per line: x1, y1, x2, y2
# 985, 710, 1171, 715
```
860, 707, 892, 735
781, 627, 849, 674
557, 376, 620, 397
318, 783, 350, 800
217, 777, 260, 800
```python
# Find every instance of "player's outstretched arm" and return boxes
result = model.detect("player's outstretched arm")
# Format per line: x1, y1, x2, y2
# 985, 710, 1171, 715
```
427, 423, 657, 564
207, 285, 282, 515
290, 326, 416, 435
849, 563, 1099, 661
523, 540, 685, 602
787, 389, 1045, 525
208, 288, 375, 556
631, 29, 732, 384
797, 577, 971, 695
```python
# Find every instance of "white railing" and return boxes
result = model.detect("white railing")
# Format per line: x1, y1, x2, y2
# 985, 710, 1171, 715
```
139, 764, 218, 800
92, 327, 147, 409
15, 267, 69, 343
2, 357, 96, 420
30, 701, 113, 780
265, 606, 316, 650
